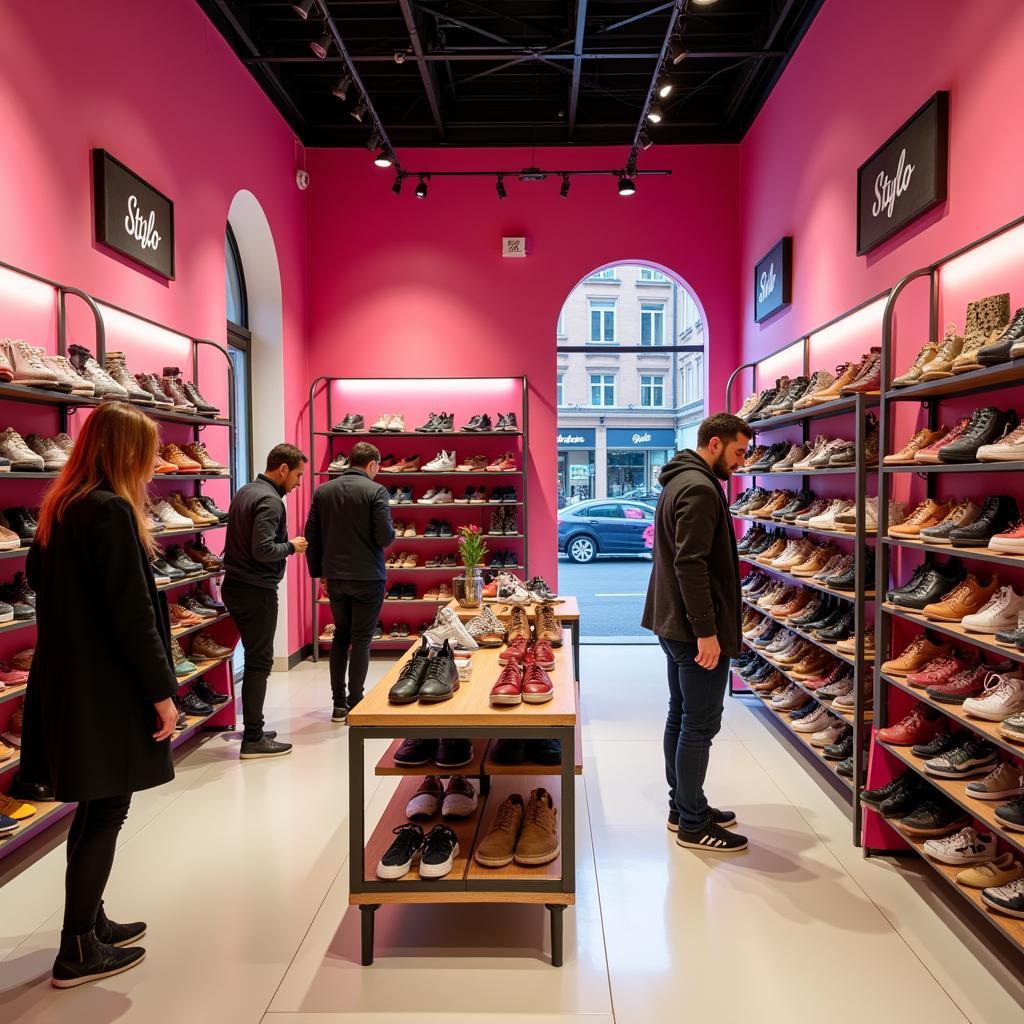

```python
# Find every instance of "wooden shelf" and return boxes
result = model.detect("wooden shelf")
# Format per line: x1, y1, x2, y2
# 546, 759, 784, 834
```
376, 738, 490, 777
154, 523, 225, 540
0, 681, 28, 706
171, 612, 231, 641
151, 473, 231, 483
382, 565, 525, 573
0, 800, 72, 850
483, 694, 584, 777
349, 629, 577, 728
878, 740, 1024, 857
448, 597, 580, 623
174, 654, 232, 689
0, 617, 35, 636
319, 470, 523, 479
882, 604, 1024, 667
881, 672, 1024, 760
882, 536, 1024, 572
0, 547, 30, 561
156, 568, 223, 593
740, 556, 873, 603
319, 429, 523, 438
888, 821, 1024, 952
383, 534, 525, 543
734, 465, 864, 478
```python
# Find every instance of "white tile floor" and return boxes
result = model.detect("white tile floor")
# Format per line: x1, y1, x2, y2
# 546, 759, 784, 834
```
1, 645, 1023, 1023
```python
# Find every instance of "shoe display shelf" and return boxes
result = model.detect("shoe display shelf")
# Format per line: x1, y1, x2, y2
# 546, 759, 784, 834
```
346, 622, 578, 967
726, 297, 888, 844
740, 596, 859, 670
171, 611, 232, 642
866, 214, 1024, 956
307, 376, 529, 660
0, 259, 238, 861
732, 511, 861, 543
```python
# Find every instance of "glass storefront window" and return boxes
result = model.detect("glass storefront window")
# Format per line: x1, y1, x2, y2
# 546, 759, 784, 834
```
607, 450, 645, 497
558, 450, 595, 507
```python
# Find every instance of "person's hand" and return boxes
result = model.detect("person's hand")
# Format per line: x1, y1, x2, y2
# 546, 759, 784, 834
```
153, 698, 178, 741
291, 536, 309, 554
696, 634, 721, 671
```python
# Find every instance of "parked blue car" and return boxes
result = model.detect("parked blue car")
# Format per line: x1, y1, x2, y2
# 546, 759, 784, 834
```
557, 499, 656, 563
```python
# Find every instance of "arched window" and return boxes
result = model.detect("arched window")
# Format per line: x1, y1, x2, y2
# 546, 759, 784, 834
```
226, 225, 248, 328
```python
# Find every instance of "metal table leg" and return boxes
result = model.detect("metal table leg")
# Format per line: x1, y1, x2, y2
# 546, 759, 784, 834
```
570, 620, 580, 680
547, 904, 565, 967
360, 904, 379, 966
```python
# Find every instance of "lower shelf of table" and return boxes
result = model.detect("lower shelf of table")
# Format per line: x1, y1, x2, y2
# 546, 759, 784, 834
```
358, 774, 568, 890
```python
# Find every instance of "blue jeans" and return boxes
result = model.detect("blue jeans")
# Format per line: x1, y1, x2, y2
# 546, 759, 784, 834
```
660, 637, 730, 833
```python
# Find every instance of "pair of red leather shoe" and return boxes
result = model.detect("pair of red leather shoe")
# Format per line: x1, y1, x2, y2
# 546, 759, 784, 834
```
491, 637, 554, 706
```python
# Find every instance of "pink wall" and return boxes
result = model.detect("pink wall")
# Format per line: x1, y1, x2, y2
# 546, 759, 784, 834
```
739, 0, 1024, 366
0, 0, 311, 654
304, 145, 741, 585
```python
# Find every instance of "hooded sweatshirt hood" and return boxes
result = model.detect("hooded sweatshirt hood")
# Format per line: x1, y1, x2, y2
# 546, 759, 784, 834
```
659, 449, 719, 490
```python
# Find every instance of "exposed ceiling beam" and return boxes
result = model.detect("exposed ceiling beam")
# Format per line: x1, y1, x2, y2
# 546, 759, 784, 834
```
396, 0, 446, 139
206, 0, 307, 130
448, 0, 559, 42
629, 0, 685, 163
245, 49, 783, 64
567, 0, 590, 138
725, 0, 799, 123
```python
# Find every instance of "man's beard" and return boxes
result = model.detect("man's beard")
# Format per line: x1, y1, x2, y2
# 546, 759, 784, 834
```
712, 452, 733, 480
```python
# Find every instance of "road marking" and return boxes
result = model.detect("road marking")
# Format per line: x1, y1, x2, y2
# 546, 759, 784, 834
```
594, 592, 646, 597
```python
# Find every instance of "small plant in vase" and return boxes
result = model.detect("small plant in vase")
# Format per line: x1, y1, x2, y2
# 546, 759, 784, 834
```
454, 524, 488, 607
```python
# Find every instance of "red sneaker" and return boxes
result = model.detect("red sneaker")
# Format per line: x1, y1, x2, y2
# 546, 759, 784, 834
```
525, 639, 555, 671
803, 662, 847, 691
499, 636, 528, 665
925, 663, 999, 705
522, 662, 554, 704
906, 653, 976, 689
490, 660, 524, 706
876, 704, 940, 745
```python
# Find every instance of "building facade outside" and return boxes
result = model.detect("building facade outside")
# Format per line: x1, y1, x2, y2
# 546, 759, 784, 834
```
556, 264, 706, 506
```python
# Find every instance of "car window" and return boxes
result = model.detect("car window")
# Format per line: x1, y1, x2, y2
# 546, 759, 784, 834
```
625, 504, 654, 521
586, 504, 625, 519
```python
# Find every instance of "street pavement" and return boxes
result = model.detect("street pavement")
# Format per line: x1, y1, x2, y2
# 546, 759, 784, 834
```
557, 555, 655, 639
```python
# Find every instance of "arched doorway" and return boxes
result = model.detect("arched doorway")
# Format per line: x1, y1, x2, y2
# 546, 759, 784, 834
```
555, 261, 708, 640
226, 190, 289, 666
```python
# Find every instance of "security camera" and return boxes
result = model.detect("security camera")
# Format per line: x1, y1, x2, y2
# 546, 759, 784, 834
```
296, 169, 310, 191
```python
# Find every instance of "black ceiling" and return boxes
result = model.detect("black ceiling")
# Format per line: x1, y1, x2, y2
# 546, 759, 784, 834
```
197, 0, 824, 148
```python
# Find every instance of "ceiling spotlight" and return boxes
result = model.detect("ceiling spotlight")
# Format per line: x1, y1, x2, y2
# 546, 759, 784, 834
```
331, 73, 352, 100
657, 73, 674, 99
647, 102, 663, 124
392, 175, 402, 196
374, 149, 393, 168
292, 0, 315, 18
639, 127, 654, 151
667, 35, 687, 65
560, 174, 571, 198
618, 176, 637, 197
351, 99, 368, 122
415, 175, 428, 199
365, 130, 381, 151
394, 51, 406, 64
311, 30, 332, 59
690, 0, 720, 5
496, 174, 507, 200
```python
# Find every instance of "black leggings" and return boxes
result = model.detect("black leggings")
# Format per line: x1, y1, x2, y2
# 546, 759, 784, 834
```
63, 794, 132, 934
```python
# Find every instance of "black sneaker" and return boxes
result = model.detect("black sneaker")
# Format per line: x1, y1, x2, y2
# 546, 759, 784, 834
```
94, 904, 146, 947
995, 796, 1024, 832
419, 825, 460, 878
668, 807, 737, 831
836, 755, 855, 778
911, 731, 959, 758
415, 412, 442, 432
331, 705, 350, 723
394, 737, 439, 766
165, 544, 203, 576
948, 494, 1019, 548
489, 737, 526, 764
526, 738, 562, 765
152, 556, 185, 581
435, 738, 473, 768
899, 796, 970, 836
51, 928, 146, 989
239, 735, 292, 759
676, 820, 748, 852
461, 414, 492, 432
376, 823, 424, 879
861, 771, 923, 815
923, 736, 998, 778
823, 732, 854, 761
180, 689, 213, 716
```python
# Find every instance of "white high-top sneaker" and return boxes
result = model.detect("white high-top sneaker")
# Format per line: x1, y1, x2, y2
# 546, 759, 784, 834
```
423, 450, 456, 471
152, 499, 193, 530
424, 607, 478, 650
963, 672, 1024, 721
961, 586, 1024, 634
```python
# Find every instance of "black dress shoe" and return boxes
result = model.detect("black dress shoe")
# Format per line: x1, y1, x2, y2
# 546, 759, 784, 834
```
765, 376, 810, 415
51, 928, 145, 988
180, 689, 213, 716
815, 610, 855, 642
239, 735, 292, 758
94, 903, 146, 947
938, 406, 1018, 463
394, 737, 439, 765
886, 561, 931, 603
978, 307, 1024, 365
192, 679, 230, 706
773, 489, 816, 520
435, 738, 473, 767
892, 560, 967, 609
949, 494, 1019, 547
823, 732, 855, 761
7, 772, 53, 801
417, 641, 459, 703
152, 557, 184, 581
489, 738, 526, 764
747, 442, 790, 472
825, 551, 873, 592
388, 638, 433, 704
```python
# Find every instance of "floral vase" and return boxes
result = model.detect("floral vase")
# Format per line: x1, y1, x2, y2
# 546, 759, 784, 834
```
453, 568, 483, 608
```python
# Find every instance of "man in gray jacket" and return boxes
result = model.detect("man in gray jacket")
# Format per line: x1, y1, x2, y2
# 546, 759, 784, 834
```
642, 413, 751, 853
305, 441, 395, 721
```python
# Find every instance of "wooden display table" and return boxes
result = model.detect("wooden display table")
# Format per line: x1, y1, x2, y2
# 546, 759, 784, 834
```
347, 626, 580, 967
447, 595, 581, 678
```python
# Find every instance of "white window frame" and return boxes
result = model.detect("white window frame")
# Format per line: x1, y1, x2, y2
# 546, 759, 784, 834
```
640, 302, 665, 346
556, 373, 564, 406
590, 373, 616, 407
588, 267, 617, 281
640, 374, 664, 408
638, 267, 669, 283
589, 300, 616, 344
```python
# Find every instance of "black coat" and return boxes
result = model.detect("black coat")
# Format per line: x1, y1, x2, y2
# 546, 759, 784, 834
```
304, 469, 396, 582
20, 489, 179, 802
641, 450, 743, 657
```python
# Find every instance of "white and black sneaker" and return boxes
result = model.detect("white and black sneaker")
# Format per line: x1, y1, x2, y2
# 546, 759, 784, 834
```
667, 807, 736, 832
982, 878, 1024, 918
331, 704, 350, 723
376, 823, 424, 879
677, 820, 748, 852
419, 825, 460, 878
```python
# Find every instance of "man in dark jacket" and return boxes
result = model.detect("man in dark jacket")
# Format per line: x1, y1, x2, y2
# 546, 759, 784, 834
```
223, 444, 308, 759
642, 412, 752, 853
304, 441, 395, 721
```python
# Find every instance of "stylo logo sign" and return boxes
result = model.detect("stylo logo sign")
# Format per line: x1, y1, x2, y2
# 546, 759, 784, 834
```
631, 432, 652, 444
124, 195, 162, 251
758, 262, 777, 303
871, 147, 916, 220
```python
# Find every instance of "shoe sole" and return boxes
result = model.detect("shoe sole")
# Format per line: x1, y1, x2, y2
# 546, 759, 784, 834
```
998, 727, 1024, 743
490, 694, 523, 706
967, 789, 1024, 801
514, 846, 560, 866
922, 763, 996, 778
474, 852, 515, 867
676, 836, 748, 852
987, 538, 1024, 552
419, 845, 459, 878
922, 851, 993, 866
377, 859, 416, 879
995, 816, 1024, 832
239, 748, 293, 759
981, 892, 1024, 917
962, 704, 1024, 721
111, 928, 147, 947
51, 950, 146, 988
